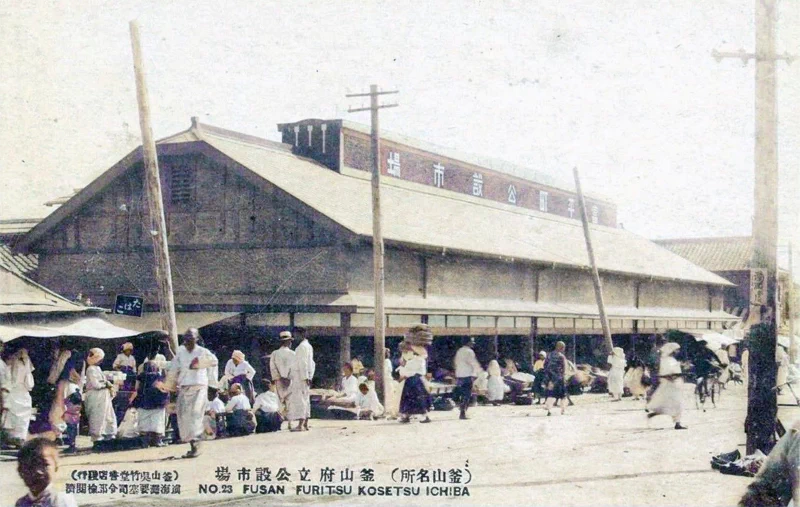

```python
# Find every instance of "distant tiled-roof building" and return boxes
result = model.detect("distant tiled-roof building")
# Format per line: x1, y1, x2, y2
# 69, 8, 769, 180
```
0, 219, 40, 276
656, 236, 794, 327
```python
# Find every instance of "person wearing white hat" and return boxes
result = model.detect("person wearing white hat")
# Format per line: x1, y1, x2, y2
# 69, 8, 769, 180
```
84, 348, 118, 442
112, 342, 137, 424
646, 342, 688, 430
288, 327, 315, 431
113, 342, 136, 373
224, 350, 257, 404
607, 347, 627, 401
162, 328, 218, 458
269, 331, 296, 430
398, 343, 431, 424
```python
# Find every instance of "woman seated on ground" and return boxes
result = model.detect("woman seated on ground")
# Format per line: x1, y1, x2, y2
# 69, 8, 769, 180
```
322, 363, 360, 407
355, 382, 385, 419
202, 388, 225, 439
225, 383, 255, 436
253, 381, 283, 433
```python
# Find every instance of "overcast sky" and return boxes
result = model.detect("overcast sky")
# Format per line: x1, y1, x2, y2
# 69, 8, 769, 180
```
2, 1, 799, 247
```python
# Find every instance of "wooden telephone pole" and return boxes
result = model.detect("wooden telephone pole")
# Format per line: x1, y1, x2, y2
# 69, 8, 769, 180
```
713, 0, 794, 454
574, 168, 614, 356
346, 85, 398, 403
789, 243, 797, 363
129, 21, 179, 356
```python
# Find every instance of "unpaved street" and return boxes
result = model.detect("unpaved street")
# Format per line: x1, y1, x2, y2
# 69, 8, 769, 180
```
1, 384, 797, 507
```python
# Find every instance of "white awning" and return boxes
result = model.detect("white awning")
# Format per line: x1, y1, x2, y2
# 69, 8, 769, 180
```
688, 329, 741, 350
105, 312, 240, 333
0, 316, 142, 342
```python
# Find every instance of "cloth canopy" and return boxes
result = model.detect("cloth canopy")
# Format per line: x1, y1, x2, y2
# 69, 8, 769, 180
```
689, 330, 741, 351
0, 315, 142, 342
106, 312, 239, 333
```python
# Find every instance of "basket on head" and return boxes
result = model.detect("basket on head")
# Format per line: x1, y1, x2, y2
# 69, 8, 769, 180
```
404, 323, 433, 347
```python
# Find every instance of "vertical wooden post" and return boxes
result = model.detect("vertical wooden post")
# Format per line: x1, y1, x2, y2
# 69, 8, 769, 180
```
369, 84, 387, 404
346, 85, 398, 404
529, 316, 538, 370
129, 21, 179, 356
746, 0, 779, 455
573, 168, 613, 356
492, 316, 500, 358
340, 313, 352, 370
789, 243, 797, 363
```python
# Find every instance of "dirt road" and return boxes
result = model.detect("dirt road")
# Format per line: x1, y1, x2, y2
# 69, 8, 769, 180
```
1, 383, 796, 507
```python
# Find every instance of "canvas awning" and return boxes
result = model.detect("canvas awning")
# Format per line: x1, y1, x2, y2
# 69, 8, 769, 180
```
105, 312, 240, 333
688, 329, 741, 350
0, 315, 143, 342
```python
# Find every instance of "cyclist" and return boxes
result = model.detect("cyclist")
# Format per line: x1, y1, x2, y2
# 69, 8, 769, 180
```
693, 340, 722, 407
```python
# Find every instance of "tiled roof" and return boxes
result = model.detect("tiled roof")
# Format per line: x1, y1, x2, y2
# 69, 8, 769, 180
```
0, 218, 41, 236
18, 120, 732, 287
0, 243, 38, 276
655, 237, 754, 272
0, 265, 94, 315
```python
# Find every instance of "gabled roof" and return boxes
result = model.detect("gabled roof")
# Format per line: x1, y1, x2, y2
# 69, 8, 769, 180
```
0, 265, 99, 315
655, 237, 754, 272
19, 120, 732, 287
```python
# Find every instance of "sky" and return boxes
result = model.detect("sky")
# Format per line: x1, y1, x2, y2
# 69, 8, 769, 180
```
1, 1, 799, 248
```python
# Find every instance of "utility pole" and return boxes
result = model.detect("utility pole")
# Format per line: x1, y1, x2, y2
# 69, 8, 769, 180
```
789, 243, 797, 363
713, 0, 795, 454
573, 167, 614, 356
129, 21, 179, 356
346, 85, 398, 404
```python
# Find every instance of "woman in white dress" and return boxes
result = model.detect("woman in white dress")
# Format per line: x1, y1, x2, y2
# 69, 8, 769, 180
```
607, 347, 627, 401
624, 357, 647, 401
224, 350, 257, 404
487, 359, 506, 405
646, 343, 688, 430
84, 348, 118, 441
2, 348, 34, 446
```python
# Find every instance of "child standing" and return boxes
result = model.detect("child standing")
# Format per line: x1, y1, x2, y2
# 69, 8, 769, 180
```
62, 382, 82, 454
15, 437, 78, 506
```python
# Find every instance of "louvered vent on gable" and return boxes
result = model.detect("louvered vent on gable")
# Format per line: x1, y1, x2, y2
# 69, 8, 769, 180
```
170, 165, 195, 204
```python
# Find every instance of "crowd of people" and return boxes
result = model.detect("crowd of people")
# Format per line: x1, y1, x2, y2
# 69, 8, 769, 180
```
2, 322, 798, 507
0, 326, 759, 457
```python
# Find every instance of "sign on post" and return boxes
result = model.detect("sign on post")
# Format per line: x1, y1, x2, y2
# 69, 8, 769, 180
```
113, 294, 144, 317
750, 269, 767, 306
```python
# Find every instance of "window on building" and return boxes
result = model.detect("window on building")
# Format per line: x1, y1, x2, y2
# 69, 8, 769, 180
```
591, 205, 599, 224
539, 191, 548, 212
567, 198, 575, 218
170, 166, 195, 205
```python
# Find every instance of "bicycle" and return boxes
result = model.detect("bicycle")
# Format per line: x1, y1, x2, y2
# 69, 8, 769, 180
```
694, 371, 722, 411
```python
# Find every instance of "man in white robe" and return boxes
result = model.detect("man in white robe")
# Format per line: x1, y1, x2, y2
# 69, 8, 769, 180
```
269, 332, 295, 429
2, 348, 34, 445
288, 328, 315, 431
164, 328, 218, 458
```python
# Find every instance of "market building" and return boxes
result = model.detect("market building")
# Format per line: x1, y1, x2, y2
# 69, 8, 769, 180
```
15, 118, 738, 384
